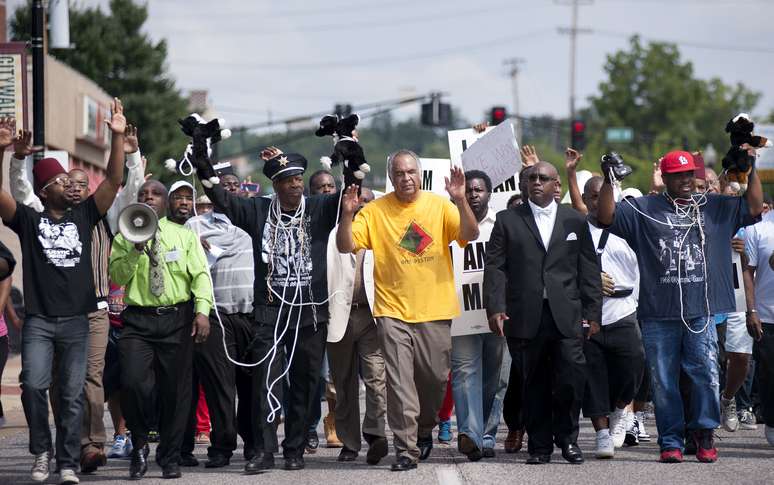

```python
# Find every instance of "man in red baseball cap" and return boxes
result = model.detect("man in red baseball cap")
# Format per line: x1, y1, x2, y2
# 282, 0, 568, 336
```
0, 98, 127, 484
595, 148, 764, 465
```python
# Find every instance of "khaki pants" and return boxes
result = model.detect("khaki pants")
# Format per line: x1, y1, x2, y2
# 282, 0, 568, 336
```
50, 308, 109, 454
376, 317, 451, 461
328, 306, 386, 451
81, 308, 109, 452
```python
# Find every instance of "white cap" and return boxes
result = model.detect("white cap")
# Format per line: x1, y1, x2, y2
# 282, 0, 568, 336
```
168, 180, 196, 198
621, 187, 643, 200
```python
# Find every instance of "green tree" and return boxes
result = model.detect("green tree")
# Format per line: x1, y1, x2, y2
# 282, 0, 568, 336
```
584, 36, 760, 191
11, 0, 188, 178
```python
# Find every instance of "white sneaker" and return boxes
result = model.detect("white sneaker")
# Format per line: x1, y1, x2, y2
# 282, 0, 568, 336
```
765, 425, 774, 446
30, 451, 50, 482
595, 431, 614, 459
739, 409, 758, 430
609, 408, 630, 448
107, 434, 127, 458
624, 415, 640, 446
635, 411, 651, 441
59, 468, 80, 484
721, 395, 739, 432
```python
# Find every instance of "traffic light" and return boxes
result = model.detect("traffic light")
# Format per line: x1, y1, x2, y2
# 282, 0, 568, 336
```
490, 106, 507, 125
421, 96, 451, 127
571, 119, 586, 151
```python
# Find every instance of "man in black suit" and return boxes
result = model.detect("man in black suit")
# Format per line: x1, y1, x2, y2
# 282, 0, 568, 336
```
484, 161, 602, 465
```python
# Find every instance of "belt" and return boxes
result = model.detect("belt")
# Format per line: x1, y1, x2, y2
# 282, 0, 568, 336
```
127, 304, 184, 316
608, 289, 634, 299
351, 302, 369, 309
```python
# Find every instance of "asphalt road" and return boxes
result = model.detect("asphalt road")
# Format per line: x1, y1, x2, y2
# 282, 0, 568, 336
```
1, 412, 773, 485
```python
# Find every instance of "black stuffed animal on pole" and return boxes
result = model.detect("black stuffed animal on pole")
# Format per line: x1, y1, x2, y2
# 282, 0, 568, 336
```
165, 113, 232, 188
315, 114, 371, 188
721, 113, 772, 191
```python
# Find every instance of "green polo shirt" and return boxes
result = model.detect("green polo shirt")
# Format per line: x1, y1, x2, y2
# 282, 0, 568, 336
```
110, 217, 213, 315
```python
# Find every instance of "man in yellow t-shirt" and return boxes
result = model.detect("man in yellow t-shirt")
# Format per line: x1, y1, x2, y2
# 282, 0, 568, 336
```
336, 149, 479, 471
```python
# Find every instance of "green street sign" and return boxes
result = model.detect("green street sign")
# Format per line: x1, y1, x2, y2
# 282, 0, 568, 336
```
606, 127, 633, 143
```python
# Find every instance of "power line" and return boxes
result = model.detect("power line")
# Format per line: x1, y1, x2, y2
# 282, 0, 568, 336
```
595, 30, 774, 54
170, 28, 553, 70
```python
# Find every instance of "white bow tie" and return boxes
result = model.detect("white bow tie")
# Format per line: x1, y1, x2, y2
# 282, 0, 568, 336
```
533, 205, 553, 217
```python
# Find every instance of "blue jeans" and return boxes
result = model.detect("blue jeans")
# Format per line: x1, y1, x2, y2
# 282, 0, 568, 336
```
641, 317, 720, 451
21, 314, 89, 469
451, 333, 505, 449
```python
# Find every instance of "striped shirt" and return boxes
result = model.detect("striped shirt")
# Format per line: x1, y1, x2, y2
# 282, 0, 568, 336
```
92, 219, 112, 301
185, 212, 254, 315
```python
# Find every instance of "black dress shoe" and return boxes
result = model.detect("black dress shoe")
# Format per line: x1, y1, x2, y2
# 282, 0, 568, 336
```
129, 443, 150, 479
337, 447, 358, 462
458, 434, 483, 462
390, 456, 418, 472
204, 455, 230, 468
482, 447, 496, 458
244, 447, 256, 462
417, 436, 433, 461
306, 430, 319, 453
525, 453, 551, 464
162, 462, 181, 479
284, 456, 305, 471
179, 453, 199, 467
366, 436, 389, 465
561, 443, 584, 464
244, 452, 274, 474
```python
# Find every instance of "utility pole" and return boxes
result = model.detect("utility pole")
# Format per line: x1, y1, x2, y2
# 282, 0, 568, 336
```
556, 0, 592, 120
503, 57, 525, 144
31, 0, 45, 161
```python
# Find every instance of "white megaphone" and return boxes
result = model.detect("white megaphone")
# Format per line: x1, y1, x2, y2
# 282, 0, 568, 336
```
117, 203, 159, 244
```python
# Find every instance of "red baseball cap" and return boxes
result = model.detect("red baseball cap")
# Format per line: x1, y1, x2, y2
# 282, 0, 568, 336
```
660, 150, 696, 174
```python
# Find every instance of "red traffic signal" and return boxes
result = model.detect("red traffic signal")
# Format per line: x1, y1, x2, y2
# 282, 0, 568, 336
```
490, 106, 507, 125
571, 119, 586, 150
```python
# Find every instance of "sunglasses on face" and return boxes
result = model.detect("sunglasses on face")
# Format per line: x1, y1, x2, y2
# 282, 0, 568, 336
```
41, 175, 71, 192
527, 173, 557, 184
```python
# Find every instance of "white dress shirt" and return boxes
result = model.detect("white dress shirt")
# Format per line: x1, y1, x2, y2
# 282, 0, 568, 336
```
588, 222, 639, 325
528, 199, 558, 249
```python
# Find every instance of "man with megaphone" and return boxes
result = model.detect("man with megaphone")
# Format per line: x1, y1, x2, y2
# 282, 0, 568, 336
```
109, 179, 213, 480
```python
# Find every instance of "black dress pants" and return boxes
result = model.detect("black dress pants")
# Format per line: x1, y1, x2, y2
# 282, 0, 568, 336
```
119, 303, 193, 467
182, 312, 252, 459
507, 301, 586, 455
502, 350, 524, 431
250, 316, 327, 459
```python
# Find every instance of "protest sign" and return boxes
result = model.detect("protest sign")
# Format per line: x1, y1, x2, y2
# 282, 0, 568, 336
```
460, 120, 521, 189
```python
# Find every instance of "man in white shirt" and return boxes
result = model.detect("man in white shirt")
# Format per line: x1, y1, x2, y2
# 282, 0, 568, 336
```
580, 176, 645, 459
742, 210, 774, 446
450, 171, 505, 461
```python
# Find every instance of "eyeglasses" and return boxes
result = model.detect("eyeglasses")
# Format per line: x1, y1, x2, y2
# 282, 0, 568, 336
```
41, 175, 71, 192
527, 173, 557, 184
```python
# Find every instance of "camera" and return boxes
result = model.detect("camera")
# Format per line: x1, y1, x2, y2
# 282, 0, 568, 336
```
601, 152, 633, 182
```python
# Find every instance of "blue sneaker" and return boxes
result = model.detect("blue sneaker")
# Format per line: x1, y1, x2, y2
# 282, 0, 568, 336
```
438, 419, 453, 443
108, 434, 127, 458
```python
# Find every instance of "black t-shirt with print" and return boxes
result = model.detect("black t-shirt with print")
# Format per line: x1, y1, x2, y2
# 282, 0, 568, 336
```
6, 197, 102, 317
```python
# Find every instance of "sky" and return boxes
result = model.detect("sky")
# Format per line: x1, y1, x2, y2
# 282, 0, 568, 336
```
8, 0, 774, 130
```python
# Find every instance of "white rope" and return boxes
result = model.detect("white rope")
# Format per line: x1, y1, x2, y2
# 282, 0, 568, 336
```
612, 168, 712, 334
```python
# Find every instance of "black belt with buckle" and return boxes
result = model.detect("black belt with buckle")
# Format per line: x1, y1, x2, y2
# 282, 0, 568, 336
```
127, 304, 182, 316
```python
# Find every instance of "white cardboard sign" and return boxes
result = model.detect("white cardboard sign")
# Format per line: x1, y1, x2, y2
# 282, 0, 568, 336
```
459, 120, 522, 189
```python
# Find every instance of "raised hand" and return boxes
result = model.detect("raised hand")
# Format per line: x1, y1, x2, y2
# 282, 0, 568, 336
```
565, 147, 582, 171
12, 130, 44, 158
123, 124, 139, 153
341, 184, 361, 216
520, 145, 539, 167
445, 165, 466, 202
105, 97, 126, 134
651, 161, 665, 193
0, 117, 16, 148
260, 146, 283, 161
473, 122, 489, 134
